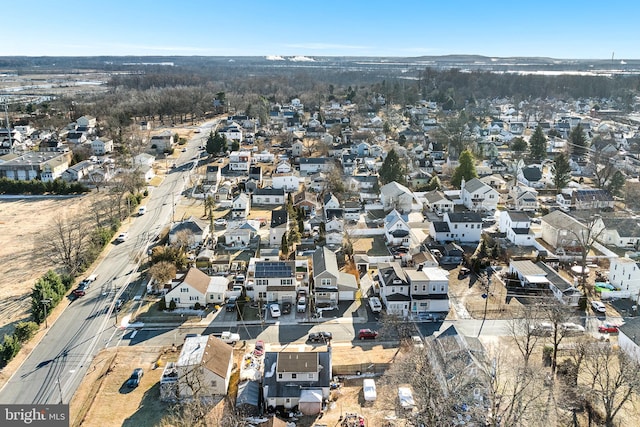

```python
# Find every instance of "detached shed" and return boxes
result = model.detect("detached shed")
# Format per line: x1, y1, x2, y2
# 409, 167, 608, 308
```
298, 389, 323, 415
236, 380, 260, 417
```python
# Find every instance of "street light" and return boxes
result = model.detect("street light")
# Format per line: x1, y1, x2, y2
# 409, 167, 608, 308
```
41, 298, 51, 328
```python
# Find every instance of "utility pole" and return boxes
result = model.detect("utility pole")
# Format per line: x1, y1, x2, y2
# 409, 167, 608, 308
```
3, 99, 13, 153
477, 273, 491, 337
57, 376, 63, 404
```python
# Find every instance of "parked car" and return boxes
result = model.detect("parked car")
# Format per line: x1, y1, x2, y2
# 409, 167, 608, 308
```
126, 368, 144, 388
225, 296, 237, 312
458, 267, 471, 279
138, 206, 146, 215
214, 218, 227, 227
368, 297, 382, 313
282, 301, 292, 314
220, 331, 241, 344
530, 322, 554, 337
115, 299, 124, 311
115, 232, 128, 243
253, 340, 264, 357
297, 296, 307, 313
598, 323, 620, 334
358, 329, 378, 340
363, 378, 377, 402
591, 300, 606, 313
269, 303, 281, 318
561, 322, 586, 336
308, 331, 333, 343
72, 285, 87, 297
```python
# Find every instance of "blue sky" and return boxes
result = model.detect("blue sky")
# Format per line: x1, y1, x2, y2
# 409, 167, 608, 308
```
4, 0, 639, 59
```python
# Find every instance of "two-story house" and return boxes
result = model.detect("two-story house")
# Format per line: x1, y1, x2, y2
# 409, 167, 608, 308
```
91, 138, 113, 155
150, 130, 174, 153
499, 210, 534, 246
299, 157, 332, 175
270, 207, 289, 248
169, 216, 209, 248
423, 190, 454, 215
377, 262, 411, 316
232, 193, 251, 219
609, 257, 640, 294
380, 181, 418, 213
405, 267, 450, 318
384, 209, 412, 248
229, 151, 251, 173
252, 187, 285, 205
251, 260, 297, 303
429, 212, 483, 243
572, 188, 615, 211
508, 184, 538, 212
271, 171, 301, 191
163, 268, 210, 309
262, 351, 332, 415
460, 178, 499, 212
312, 247, 339, 307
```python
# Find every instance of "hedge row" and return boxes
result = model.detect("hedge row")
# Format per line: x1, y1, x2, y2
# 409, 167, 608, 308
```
0, 177, 88, 195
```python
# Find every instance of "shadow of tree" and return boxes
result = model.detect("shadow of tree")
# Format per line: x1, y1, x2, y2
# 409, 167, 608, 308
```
122, 383, 168, 427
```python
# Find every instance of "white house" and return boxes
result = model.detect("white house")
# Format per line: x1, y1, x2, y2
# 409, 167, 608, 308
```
422, 190, 454, 214
133, 153, 155, 168
460, 178, 499, 212
379, 181, 419, 213
609, 257, 640, 294
164, 268, 210, 309
223, 227, 254, 248
378, 262, 411, 316
299, 157, 332, 175
269, 207, 289, 247
405, 267, 450, 317
599, 217, 640, 249
91, 138, 113, 155
229, 151, 251, 172
252, 187, 285, 205
172, 335, 234, 398
384, 209, 412, 247
232, 193, 251, 219
169, 216, 209, 247
499, 211, 535, 246
250, 260, 297, 303
429, 212, 483, 243
508, 260, 581, 306
618, 318, 640, 364
206, 276, 229, 306
271, 171, 301, 191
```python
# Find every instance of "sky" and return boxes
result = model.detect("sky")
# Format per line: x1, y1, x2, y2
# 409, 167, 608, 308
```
4, 0, 640, 59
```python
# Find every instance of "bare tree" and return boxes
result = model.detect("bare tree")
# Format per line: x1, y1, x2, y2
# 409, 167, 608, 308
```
506, 304, 542, 368
570, 214, 606, 293
579, 343, 640, 427
543, 301, 573, 375
43, 215, 91, 276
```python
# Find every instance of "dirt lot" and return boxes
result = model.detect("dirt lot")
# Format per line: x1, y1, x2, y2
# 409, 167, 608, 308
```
0, 192, 106, 335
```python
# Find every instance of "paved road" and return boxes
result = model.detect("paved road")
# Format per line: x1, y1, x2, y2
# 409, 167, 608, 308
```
0, 123, 215, 405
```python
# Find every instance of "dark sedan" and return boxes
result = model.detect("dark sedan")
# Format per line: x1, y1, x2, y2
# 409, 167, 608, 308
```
126, 368, 144, 388
308, 332, 333, 343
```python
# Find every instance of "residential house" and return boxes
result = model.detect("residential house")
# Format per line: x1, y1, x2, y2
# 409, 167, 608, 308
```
508, 260, 582, 306
405, 267, 449, 318
76, 115, 97, 130
480, 173, 507, 191
424, 325, 489, 422
460, 178, 499, 212
499, 211, 535, 246
556, 192, 572, 212
272, 171, 301, 191
572, 188, 615, 211
517, 165, 544, 188
429, 212, 483, 243
600, 217, 640, 249
343, 200, 361, 222
384, 209, 411, 248
312, 247, 339, 307
171, 335, 234, 398
262, 351, 332, 415
291, 140, 304, 157
293, 191, 318, 217
609, 257, 640, 294
66, 131, 87, 144
253, 187, 285, 205
229, 151, 251, 172
150, 131, 174, 152
249, 166, 263, 184
618, 318, 640, 364
206, 276, 228, 306
377, 262, 411, 316
270, 207, 289, 247
38, 138, 67, 153
299, 157, 332, 175
423, 190, 454, 215
206, 165, 222, 186
539, 210, 603, 253
221, 123, 243, 144
379, 181, 419, 213
164, 268, 210, 309
346, 174, 378, 192
322, 192, 341, 217
91, 138, 113, 155
275, 161, 292, 174
250, 260, 297, 303
254, 151, 275, 163
62, 160, 94, 182
133, 153, 155, 168
232, 193, 251, 219
508, 184, 538, 212
169, 216, 209, 248
223, 227, 255, 249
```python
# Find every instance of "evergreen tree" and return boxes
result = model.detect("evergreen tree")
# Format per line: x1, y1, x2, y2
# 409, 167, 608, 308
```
552, 152, 572, 192
569, 123, 588, 157
451, 150, 478, 188
510, 137, 528, 155
529, 125, 547, 161
606, 170, 626, 197
379, 149, 406, 185
426, 175, 442, 191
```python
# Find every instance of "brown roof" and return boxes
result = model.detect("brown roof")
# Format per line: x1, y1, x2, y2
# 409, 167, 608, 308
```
182, 267, 211, 295
276, 352, 318, 373
203, 336, 234, 378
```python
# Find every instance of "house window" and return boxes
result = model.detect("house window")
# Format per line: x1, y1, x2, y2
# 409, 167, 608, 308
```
422, 285, 426, 291
281, 278, 293, 286
440, 285, 445, 292
181, 288, 188, 293
291, 373, 297, 379
278, 373, 282, 379
413, 285, 417, 292
259, 292, 267, 299
211, 380, 217, 387
454, 224, 458, 229
321, 278, 332, 286
308, 373, 313, 379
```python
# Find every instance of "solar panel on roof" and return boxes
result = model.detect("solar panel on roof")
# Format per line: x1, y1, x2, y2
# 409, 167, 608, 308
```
255, 261, 294, 278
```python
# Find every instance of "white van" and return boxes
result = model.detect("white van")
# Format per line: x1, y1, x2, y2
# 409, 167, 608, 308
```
363, 379, 377, 402
368, 297, 382, 313
138, 206, 146, 215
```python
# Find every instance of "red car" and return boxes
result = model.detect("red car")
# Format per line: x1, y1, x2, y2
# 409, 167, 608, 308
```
598, 324, 619, 334
358, 329, 378, 340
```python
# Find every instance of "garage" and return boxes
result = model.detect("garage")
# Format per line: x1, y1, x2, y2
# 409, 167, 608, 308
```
299, 389, 323, 415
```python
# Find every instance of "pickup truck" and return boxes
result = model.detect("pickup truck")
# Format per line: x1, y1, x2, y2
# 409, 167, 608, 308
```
219, 331, 240, 345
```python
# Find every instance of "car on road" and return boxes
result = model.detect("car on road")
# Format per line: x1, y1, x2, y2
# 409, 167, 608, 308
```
598, 323, 620, 334
126, 368, 144, 388
138, 206, 146, 215
358, 329, 378, 340
214, 218, 227, 227
560, 322, 586, 336
225, 296, 237, 312
115, 232, 128, 243
72, 284, 88, 297
530, 322, 554, 336
181, 147, 187, 152
308, 331, 333, 343
282, 301, 292, 314
591, 300, 606, 313
253, 340, 264, 357
115, 299, 124, 311
269, 303, 281, 318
